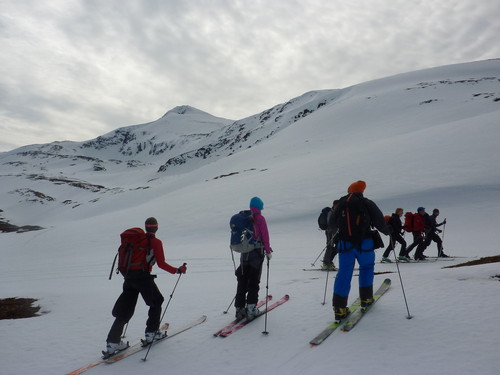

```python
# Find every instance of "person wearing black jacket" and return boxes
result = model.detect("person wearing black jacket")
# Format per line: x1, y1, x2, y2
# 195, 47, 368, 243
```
425, 208, 448, 257
327, 180, 392, 322
321, 200, 339, 271
381, 208, 408, 262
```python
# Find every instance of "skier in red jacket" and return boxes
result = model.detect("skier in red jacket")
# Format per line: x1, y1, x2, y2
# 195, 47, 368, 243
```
405, 207, 428, 260
104, 217, 187, 356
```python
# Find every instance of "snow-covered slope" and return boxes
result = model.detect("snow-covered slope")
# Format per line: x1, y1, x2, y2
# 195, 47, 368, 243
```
1, 59, 500, 375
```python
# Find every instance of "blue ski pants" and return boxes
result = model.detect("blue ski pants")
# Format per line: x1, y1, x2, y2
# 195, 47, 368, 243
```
333, 238, 375, 298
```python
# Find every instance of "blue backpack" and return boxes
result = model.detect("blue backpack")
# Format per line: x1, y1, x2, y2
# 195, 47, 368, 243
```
229, 210, 257, 253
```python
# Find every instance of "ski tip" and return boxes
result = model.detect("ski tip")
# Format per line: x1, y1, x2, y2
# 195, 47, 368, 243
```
197, 315, 208, 323
284, 294, 290, 300
383, 278, 392, 284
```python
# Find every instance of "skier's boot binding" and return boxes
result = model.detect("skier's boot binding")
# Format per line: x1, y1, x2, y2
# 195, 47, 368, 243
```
361, 298, 374, 312
144, 331, 165, 343
334, 307, 350, 322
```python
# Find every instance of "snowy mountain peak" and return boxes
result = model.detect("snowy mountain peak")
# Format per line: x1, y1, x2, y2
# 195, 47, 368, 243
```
163, 105, 211, 117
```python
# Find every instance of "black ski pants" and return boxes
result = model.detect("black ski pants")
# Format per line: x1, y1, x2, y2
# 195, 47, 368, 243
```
406, 232, 427, 258
425, 231, 443, 254
322, 230, 338, 265
107, 274, 164, 343
235, 263, 263, 308
382, 232, 407, 258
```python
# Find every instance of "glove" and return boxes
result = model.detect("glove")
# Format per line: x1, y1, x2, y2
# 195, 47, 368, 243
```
437, 229, 442, 233
177, 264, 187, 274
266, 252, 272, 261
443, 219, 447, 225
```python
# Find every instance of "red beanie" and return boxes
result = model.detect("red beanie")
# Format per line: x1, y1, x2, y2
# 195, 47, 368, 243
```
348, 180, 366, 194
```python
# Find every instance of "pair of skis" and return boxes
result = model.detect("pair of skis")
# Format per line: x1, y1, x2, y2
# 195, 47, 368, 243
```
310, 278, 391, 347
66, 316, 206, 375
100, 322, 170, 361
214, 294, 290, 337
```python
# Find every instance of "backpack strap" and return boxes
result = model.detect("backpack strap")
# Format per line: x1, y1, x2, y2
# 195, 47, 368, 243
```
145, 235, 156, 268
345, 194, 354, 237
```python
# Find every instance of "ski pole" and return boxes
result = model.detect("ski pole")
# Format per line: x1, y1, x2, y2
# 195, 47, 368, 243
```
142, 263, 186, 361
222, 246, 239, 314
441, 220, 446, 243
321, 266, 330, 305
262, 257, 270, 335
390, 237, 412, 319
311, 245, 327, 267
223, 295, 236, 314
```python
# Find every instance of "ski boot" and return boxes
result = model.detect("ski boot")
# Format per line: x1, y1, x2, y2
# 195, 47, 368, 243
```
360, 285, 374, 312
321, 263, 337, 271
334, 306, 350, 323
246, 304, 260, 320
360, 298, 374, 312
103, 341, 129, 358
143, 331, 166, 344
438, 250, 449, 258
235, 306, 246, 320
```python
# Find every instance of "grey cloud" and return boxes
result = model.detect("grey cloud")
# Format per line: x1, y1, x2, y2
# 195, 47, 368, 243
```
1, 0, 499, 151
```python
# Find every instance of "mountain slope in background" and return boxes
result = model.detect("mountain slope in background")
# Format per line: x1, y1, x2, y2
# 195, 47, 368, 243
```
1, 59, 500, 375
1, 60, 499, 228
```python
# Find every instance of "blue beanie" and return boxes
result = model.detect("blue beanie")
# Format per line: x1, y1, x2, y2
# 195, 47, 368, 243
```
250, 196, 264, 210
417, 207, 425, 212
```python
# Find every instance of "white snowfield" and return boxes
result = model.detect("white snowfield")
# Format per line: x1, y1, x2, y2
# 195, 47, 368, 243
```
1, 59, 499, 375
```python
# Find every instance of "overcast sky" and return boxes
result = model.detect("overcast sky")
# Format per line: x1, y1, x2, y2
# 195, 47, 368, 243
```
1, 0, 499, 152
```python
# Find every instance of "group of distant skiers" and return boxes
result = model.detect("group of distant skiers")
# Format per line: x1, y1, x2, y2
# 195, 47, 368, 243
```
102, 180, 448, 356
320, 199, 448, 272
381, 207, 447, 262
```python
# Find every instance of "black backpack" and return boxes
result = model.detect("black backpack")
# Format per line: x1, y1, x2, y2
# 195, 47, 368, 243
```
318, 207, 331, 230
337, 193, 370, 244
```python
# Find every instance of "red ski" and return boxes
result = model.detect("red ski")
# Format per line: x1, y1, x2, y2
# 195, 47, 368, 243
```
219, 294, 290, 337
213, 295, 272, 337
